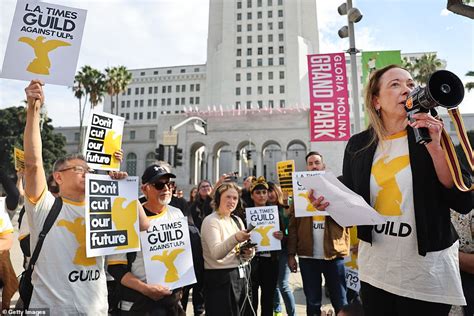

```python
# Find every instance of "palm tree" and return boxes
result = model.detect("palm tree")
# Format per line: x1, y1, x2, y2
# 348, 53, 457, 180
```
105, 66, 132, 116
72, 65, 106, 150
412, 53, 443, 85
465, 71, 474, 92
73, 66, 90, 150
404, 53, 444, 86
87, 68, 106, 109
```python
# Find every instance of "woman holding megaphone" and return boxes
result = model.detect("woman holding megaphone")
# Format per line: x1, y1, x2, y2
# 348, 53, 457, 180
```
336, 65, 472, 315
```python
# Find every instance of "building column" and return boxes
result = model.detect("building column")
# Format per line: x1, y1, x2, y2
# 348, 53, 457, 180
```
256, 151, 263, 176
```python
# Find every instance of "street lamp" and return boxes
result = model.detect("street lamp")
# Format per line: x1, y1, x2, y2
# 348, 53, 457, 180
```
337, 0, 363, 134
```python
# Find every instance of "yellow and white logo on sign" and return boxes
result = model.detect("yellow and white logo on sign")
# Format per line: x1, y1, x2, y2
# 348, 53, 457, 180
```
254, 225, 274, 246
112, 198, 138, 250
18, 36, 71, 75
102, 130, 122, 170
152, 249, 185, 283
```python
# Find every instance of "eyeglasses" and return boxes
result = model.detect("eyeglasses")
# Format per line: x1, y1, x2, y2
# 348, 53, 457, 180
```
199, 184, 211, 190
57, 165, 95, 174
152, 181, 172, 190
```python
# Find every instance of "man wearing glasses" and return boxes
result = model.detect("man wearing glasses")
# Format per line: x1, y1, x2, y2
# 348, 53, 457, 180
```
22, 80, 148, 314
107, 164, 186, 314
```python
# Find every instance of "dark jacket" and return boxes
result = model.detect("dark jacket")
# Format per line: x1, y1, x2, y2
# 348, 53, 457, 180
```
189, 196, 213, 231
287, 205, 350, 259
342, 127, 472, 256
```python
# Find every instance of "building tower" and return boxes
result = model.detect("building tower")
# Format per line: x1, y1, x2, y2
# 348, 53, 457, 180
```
205, 0, 320, 110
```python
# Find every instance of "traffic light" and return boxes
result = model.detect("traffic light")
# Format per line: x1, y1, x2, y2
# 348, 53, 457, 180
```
174, 146, 183, 167
246, 150, 252, 160
155, 144, 165, 161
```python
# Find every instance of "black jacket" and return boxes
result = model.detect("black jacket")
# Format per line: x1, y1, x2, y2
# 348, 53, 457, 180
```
342, 127, 472, 256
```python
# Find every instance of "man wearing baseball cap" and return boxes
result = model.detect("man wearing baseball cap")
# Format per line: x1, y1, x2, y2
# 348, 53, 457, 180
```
107, 163, 185, 314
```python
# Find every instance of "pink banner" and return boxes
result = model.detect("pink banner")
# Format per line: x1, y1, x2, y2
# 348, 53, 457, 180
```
307, 53, 350, 142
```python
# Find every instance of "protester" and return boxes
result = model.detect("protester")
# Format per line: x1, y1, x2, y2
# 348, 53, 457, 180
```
341, 65, 472, 315
268, 182, 295, 316
189, 180, 213, 231
244, 176, 284, 316
22, 80, 149, 314
188, 187, 198, 205
200, 182, 254, 316
0, 201, 15, 311
182, 181, 212, 315
241, 175, 256, 207
288, 151, 349, 316
450, 201, 474, 316
108, 163, 186, 315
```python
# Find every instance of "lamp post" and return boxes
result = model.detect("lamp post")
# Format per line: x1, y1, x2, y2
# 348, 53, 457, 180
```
338, 0, 363, 134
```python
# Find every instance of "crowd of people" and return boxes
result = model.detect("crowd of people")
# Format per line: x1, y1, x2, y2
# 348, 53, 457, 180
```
0, 65, 472, 316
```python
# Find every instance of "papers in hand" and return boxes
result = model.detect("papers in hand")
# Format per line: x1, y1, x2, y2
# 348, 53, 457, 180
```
299, 172, 385, 227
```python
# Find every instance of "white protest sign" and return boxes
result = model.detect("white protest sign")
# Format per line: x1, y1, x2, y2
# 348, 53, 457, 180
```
85, 174, 140, 257
299, 172, 386, 227
141, 217, 196, 290
345, 267, 360, 292
245, 205, 281, 252
1, 0, 87, 85
84, 111, 124, 171
292, 171, 329, 218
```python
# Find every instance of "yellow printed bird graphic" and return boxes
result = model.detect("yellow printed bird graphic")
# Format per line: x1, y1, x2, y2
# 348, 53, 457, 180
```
254, 225, 274, 246
102, 130, 122, 169
151, 249, 185, 283
57, 217, 97, 266
112, 198, 138, 250
371, 155, 410, 216
298, 191, 317, 212
18, 36, 71, 75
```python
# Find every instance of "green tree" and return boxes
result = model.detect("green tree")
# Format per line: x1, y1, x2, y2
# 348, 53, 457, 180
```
72, 65, 106, 150
412, 53, 443, 85
465, 71, 474, 92
105, 66, 132, 116
0, 106, 66, 178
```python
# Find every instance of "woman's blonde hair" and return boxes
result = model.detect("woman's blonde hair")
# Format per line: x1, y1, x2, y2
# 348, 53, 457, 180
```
364, 64, 407, 148
212, 182, 243, 215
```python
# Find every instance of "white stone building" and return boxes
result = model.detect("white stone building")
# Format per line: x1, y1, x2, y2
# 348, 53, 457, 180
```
56, 0, 473, 193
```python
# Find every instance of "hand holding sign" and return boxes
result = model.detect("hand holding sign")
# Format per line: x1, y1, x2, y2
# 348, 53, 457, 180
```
2, 1, 87, 85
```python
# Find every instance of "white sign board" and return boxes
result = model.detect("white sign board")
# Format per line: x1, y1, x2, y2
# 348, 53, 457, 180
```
299, 172, 386, 227
141, 217, 196, 290
292, 171, 329, 218
1, 0, 87, 85
85, 174, 140, 257
83, 111, 124, 171
245, 205, 281, 252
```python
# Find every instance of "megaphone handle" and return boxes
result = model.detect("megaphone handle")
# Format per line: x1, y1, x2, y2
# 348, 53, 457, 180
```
408, 112, 432, 145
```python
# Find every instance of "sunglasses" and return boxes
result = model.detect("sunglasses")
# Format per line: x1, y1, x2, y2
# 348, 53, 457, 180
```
151, 181, 173, 190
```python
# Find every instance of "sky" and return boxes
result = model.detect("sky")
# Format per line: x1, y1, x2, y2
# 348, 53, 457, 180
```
0, 0, 473, 128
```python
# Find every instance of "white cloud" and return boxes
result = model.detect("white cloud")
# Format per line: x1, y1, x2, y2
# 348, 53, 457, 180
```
0, 0, 210, 126
440, 8, 450, 16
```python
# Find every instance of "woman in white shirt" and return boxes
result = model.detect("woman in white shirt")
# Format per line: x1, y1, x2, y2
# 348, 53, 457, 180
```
201, 182, 255, 316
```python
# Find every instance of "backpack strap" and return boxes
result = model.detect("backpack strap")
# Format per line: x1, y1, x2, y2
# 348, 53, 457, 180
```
27, 197, 63, 271
18, 206, 26, 230
126, 251, 137, 271
230, 214, 243, 230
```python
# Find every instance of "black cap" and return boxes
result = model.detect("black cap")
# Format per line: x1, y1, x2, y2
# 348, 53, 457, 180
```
142, 164, 176, 184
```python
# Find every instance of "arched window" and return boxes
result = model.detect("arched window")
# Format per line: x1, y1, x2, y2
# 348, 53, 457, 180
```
287, 142, 307, 171
145, 152, 155, 167
126, 153, 137, 176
